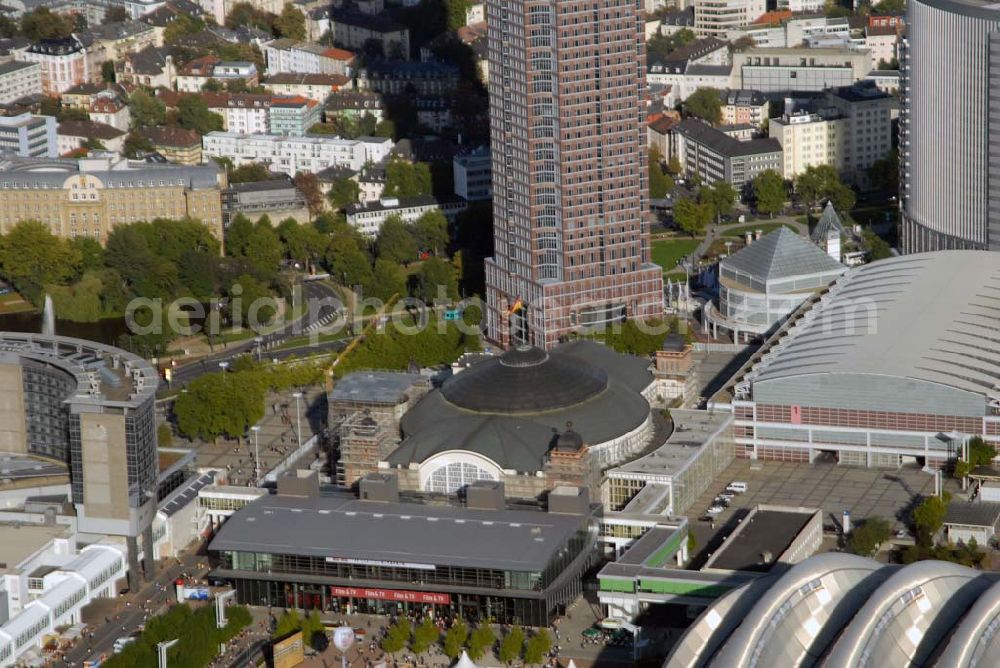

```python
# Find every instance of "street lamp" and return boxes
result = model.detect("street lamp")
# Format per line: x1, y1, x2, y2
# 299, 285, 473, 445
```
216, 589, 237, 629
157, 639, 179, 668
292, 391, 303, 448
251, 425, 261, 484
219, 360, 229, 384
254, 337, 263, 362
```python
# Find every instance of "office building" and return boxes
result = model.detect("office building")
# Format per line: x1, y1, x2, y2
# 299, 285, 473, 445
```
673, 118, 783, 192
484, 0, 664, 349
0, 113, 56, 158
734, 47, 871, 93
202, 132, 392, 176
0, 333, 160, 587
0, 156, 225, 242
667, 553, 1000, 667
722, 251, 1000, 467
222, 175, 311, 227
694, 0, 767, 37
0, 61, 41, 105
209, 479, 598, 626
345, 195, 466, 236
900, 0, 1000, 252
453, 148, 491, 201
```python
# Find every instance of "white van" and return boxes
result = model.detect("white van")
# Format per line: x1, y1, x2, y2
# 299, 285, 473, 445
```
726, 481, 748, 493
113, 637, 136, 653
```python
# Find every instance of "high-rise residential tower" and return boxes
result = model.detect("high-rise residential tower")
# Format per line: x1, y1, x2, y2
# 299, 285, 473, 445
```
484, 0, 664, 349
900, 0, 1000, 252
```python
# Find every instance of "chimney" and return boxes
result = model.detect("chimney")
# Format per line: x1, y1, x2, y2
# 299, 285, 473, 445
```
276, 469, 320, 498
548, 486, 590, 515
755, 229, 763, 241
745, 231, 753, 245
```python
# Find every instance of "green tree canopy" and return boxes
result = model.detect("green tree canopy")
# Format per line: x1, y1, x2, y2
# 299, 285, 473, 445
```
174, 370, 266, 442
229, 162, 274, 184
498, 627, 525, 666
523, 629, 552, 666
328, 177, 360, 210
673, 196, 712, 236
412, 209, 449, 255
411, 617, 439, 654
846, 517, 891, 557
275, 4, 306, 39
648, 147, 673, 199
467, 623, 495, 661
384, 158, 433, 198
442, 620, 468, 660
19, 7, 74, 40
699, 181, 737, 223
753, 169, 786, 216
0, 221, 82, 304
177, 95, 225, 135
913, 493, 951, 547
129, 90, 166, 129
381, 619, 412, 655
684, 88, 723, 125
163, 14, 205, 43
416, 256, 459, 303
376, 215, 418, 264
369, 259, 407, 301
325, 234, 373, 288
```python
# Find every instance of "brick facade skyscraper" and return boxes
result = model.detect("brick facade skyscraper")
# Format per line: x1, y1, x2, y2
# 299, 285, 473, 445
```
484, 0, 664, 349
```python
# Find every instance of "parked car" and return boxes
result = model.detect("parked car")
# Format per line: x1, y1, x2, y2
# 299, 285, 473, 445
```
707, 506, 725, 515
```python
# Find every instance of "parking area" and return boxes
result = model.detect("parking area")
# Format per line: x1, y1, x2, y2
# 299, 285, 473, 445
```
689, 459, 959, 539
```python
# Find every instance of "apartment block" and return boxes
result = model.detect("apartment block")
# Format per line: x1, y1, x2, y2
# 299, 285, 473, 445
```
263, 73, 351, 103
268, 97, 322, 137
0, 61, 41, 105
16, 37, 96, 95
734, 47, 871, 93
202, 132, 393, 175
0, 113, 57, 158
694, 0, 766, 38
262, 39, 356, 76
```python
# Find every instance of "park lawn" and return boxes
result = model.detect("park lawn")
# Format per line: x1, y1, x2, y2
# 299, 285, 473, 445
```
723, 222, 800, 238
0, 292, 33, 314
652, 238, 701, 273
274, 331, 350, 351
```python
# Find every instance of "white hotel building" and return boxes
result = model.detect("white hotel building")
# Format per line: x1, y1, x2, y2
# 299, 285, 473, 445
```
202, 132, 393, 176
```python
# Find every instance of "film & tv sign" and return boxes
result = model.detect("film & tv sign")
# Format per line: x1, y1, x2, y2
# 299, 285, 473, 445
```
329, 586, 451, 605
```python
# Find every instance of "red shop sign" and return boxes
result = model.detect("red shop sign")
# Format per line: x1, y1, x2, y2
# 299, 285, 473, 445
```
329, 586, 451, 605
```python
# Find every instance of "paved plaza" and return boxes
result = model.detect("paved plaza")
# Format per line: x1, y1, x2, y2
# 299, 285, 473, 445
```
189, 388, 328, 487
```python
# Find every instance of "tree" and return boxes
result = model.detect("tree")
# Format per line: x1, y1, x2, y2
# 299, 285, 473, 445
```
913, 493, 951, 547
226, 2, 275, 32
862, 228, 892, 261
163, 14, 205, 44
442, 620, 468, 660
328, 178, 360, 210
846, 516, 891, 557
177, 95, 224, 135
753, 170, 786, 216
101, 60, 116, 83
384, 158, 432, 198
272, 610, 302, 639
828, 181, 856, 212
19, 8, 74, 41
673, 196, 712, 236
274, 4, 306, 39
416, 256, 458, 303
794, 165, 851, 210
368, 259, 407, 301
413, 209, 449, 256
699, 181, 737, 224
123, 130, 154, 158
648, 148, 673, 199
411, 617, 439, 654
684, 88, 723, 125
954, 436, 997, 481
467, 623, 495, 662
293, 172, 324, 217
445, 0, 472, 30
129, 90, 166, 129
498, 627, 524, 666
0, 221, 82, 304
523, 629, 552, 666
381, 619, 411, 655
69, 236, 105, 276
229, 273, 275, 326
376, 215, 418, 264
242, 222, 282, 280
174, 370, 265, 442
325, 234, 373, 288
